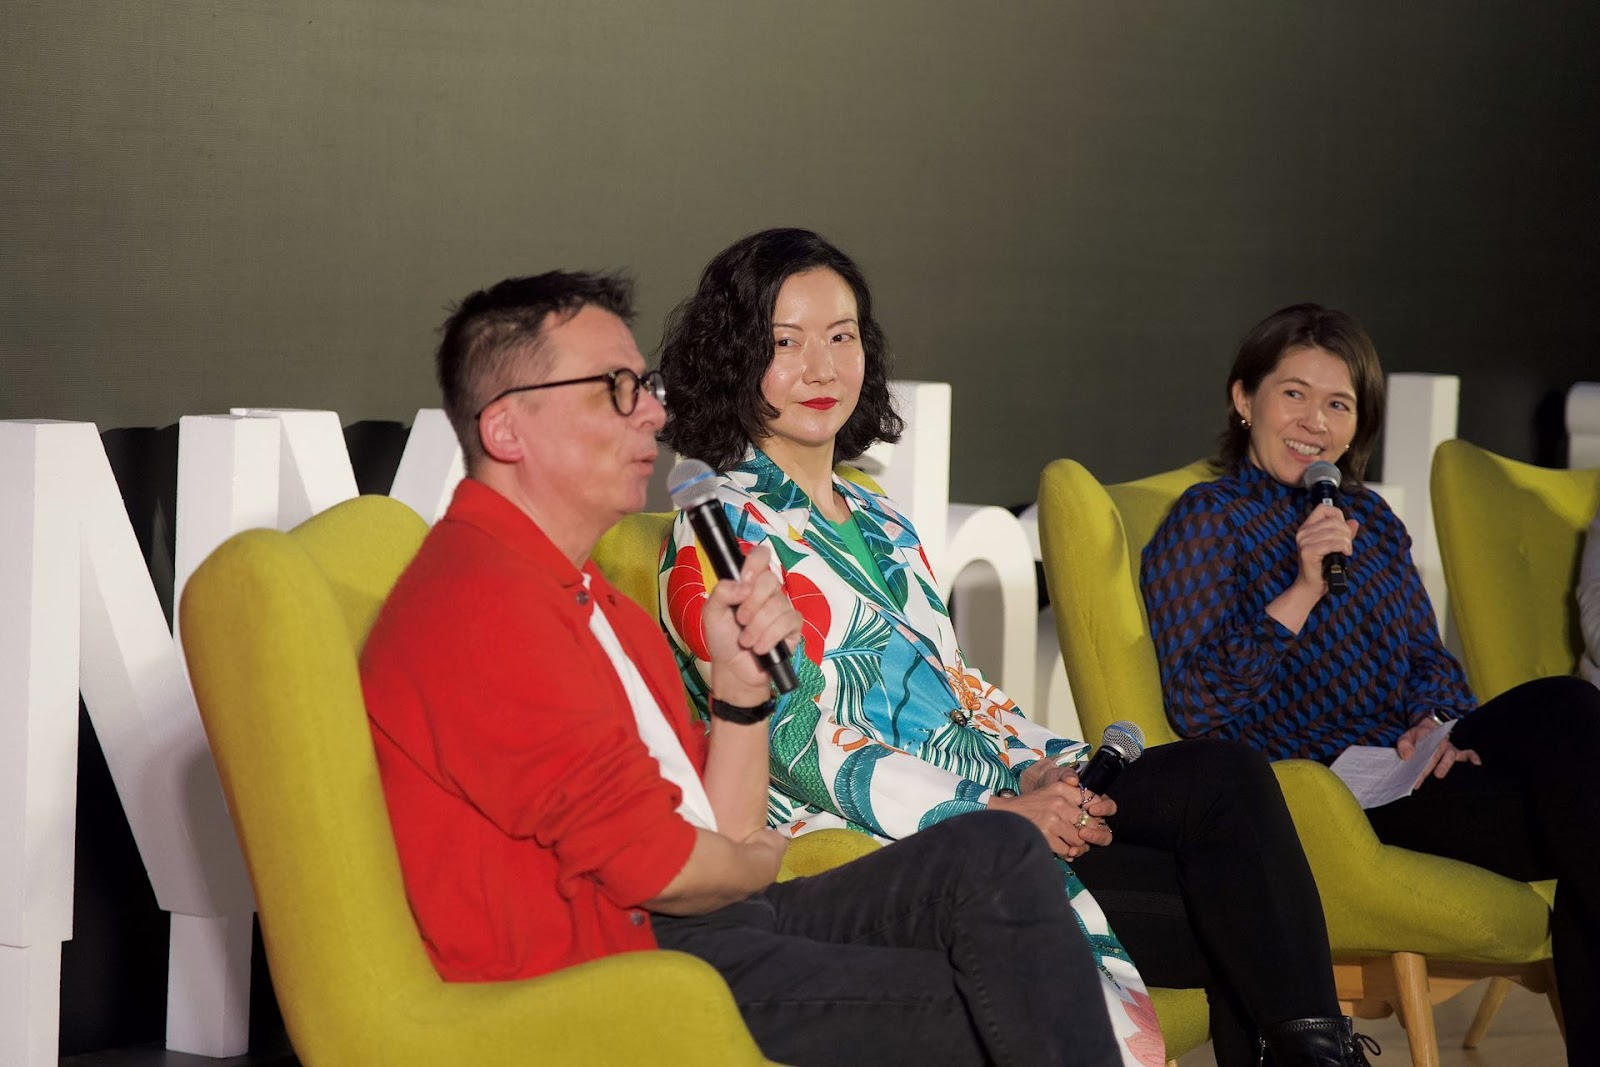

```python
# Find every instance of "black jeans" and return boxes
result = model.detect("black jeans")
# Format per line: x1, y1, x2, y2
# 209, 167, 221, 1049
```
652, 809, 1120, 1067
1073, 738, 1340, 1067
1366, 675, 1600, 1064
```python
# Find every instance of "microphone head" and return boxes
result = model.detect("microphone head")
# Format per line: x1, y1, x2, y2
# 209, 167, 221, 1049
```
667, 459, 719, 510
1099, 720, 1145, 763
1301, 460, 1343, 494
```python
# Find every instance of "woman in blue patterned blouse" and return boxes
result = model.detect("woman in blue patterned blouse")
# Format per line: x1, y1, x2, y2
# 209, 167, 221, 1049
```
658, 228, 1373, 1067
1143, 303, 1600, 1062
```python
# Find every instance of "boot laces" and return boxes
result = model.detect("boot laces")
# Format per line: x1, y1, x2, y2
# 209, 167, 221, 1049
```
1349, 1031, 1381, 1064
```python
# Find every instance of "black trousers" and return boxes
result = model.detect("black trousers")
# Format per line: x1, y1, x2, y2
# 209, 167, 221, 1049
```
653, 810, 1120, 1067
1366, 675, 1600, 1065
1073, 738, 1340, 1067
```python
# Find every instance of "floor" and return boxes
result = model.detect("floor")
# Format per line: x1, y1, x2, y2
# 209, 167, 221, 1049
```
60, 1035, 297, 1066
1177, 979, 1567, 1066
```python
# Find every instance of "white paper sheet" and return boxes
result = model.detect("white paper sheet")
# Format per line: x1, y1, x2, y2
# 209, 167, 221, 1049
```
1328, 720, 1457, 809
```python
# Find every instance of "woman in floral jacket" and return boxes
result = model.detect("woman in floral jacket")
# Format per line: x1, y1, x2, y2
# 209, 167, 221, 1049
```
656, 228, 1373, 1067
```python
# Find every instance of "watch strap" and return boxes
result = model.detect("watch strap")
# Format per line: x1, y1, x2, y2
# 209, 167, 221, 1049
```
709, 695, 777, 725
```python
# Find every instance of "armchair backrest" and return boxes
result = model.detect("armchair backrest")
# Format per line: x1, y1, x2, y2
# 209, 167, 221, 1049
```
179, 495, 435, 1060
1037, 458, 1212, 747
593, 511, 675, 619
1431, 439, 1600, 701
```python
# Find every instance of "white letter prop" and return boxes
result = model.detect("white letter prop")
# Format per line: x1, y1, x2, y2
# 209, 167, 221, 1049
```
1, 418, 271, 1063
228, 408, 359, 529
81, 420, 259, 1057
864, 382, 953, 577
1566, 382, 1600, 470
389, 408, 465, 524
1380, 373, 1459, 640
946, 504, 1041, 714
2, 408, 468, 1062
0, 423, 82, 1067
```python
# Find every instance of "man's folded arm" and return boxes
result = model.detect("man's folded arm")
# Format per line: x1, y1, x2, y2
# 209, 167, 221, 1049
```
643, 827, 788, 916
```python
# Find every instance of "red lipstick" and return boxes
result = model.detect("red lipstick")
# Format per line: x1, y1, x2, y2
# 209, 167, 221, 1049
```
801, 398, 838, 410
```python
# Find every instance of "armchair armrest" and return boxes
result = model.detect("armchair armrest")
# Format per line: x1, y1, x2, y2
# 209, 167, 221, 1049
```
406, 952, 776, 1066
778, 828, 882, 881
1270, 760, 1550, 962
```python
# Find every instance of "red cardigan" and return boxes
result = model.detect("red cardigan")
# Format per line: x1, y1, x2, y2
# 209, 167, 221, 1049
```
361, 479, 705, 981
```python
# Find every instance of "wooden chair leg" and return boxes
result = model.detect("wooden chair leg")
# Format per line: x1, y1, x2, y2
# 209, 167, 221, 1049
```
1543, 959, 1566, 1043
1391, 951, 1440, 1067
1463, 976, 1511, 1049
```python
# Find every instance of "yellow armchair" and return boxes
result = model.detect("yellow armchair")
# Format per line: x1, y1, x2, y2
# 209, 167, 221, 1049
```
1431, 438, 1600, 701
179, 495, 780, 1066
1037, 458, 1559, 1067
593, 509, 675, 622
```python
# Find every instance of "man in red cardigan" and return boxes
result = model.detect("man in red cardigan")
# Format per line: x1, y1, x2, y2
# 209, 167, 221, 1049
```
359, 270, 1120, 1067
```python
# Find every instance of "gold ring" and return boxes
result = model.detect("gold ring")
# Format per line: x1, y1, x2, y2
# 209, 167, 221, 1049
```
1075, 810, 1092, 828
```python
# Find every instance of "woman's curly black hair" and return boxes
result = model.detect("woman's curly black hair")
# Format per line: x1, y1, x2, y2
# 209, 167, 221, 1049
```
658, 227, 903, 471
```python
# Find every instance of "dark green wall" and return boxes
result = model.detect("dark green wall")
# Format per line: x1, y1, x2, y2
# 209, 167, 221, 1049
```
4, 2, 1597, 505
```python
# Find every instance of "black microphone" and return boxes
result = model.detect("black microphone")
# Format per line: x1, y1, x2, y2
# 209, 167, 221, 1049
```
667, 459, 798, 694
1076, 721, 1145, 797
1301, 460, 1348, 594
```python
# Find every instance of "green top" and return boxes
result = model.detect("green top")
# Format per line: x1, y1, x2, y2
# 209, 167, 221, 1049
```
827, 508, 894, 602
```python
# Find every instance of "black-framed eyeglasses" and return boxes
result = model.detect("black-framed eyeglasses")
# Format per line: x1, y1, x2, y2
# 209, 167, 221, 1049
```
475, 368, 667, 420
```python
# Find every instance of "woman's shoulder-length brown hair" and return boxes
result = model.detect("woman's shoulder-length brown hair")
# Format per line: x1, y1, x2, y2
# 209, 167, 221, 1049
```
1214, 303, 1387, 484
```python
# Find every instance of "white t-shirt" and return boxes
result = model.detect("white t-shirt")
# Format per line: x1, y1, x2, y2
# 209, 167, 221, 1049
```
584, 576, 718, 831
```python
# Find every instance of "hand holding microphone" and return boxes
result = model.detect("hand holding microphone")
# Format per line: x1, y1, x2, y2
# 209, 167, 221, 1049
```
1074, 721, 1145, 797
994, 722, 1144, 859
669, 460, 800, 708
1298, 461, 1358, 596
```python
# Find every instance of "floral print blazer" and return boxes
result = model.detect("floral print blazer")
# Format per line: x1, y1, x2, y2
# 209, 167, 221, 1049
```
659, 448, 1087, 841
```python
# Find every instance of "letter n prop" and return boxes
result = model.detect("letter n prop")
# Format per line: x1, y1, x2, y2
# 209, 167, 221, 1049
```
0, 422, 81, 1067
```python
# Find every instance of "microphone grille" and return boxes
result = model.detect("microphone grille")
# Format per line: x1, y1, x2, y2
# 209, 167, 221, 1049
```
1301, 460, 1343, 492
667, 459, 719, 510
1101, 720, 1145, 762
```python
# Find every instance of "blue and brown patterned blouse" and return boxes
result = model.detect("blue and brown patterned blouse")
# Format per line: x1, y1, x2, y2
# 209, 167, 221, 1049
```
1142, 461, 1476, 763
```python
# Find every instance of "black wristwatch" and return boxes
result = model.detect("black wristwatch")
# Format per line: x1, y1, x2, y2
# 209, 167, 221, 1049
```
709, 695, 777, 725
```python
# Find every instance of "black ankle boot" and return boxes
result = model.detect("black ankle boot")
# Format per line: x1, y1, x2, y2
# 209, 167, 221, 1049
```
1258, 1016, 1380, 1066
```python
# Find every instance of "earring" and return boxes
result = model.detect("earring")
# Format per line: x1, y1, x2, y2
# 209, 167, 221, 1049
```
1241, 416, 1252, 429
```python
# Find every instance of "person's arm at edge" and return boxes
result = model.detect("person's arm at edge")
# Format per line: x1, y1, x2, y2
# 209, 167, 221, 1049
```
1578, 507, 1600, 684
